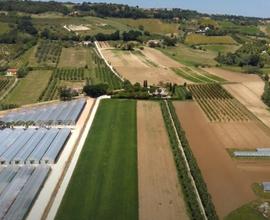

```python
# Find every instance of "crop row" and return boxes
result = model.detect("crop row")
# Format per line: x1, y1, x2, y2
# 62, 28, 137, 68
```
39, 78, 59, 101
54, 68, 85, 81
91, 50, 122, 90
188, 84, 252, 122
160, 100, 218, 220
0, 77, 15, 97
35, 40, 62, 65
188, 84, 232, 100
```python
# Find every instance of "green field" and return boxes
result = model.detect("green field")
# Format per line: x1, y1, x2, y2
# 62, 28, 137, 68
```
185, 33, 236, 45
112, 18, 179, 34
8, 46, 35, 68
56, 99, 138, 220
219, 21, 262, 35
225, 202, 267, 220
159, 43, 218, 66
0, 22, 10, 35
3, 70, 52, 106
201, 44, 240, 54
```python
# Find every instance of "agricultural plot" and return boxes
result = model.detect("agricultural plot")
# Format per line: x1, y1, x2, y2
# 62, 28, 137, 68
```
112, 18, 179, 34
32, 40, 62, 67
159, 43, 218, 66
58, 47, 90, 68
0, 77, 16, 98
101, 47, 185, 85
8, 46, 36, 69
172, 101, 270, 218
185, 33, 237, 45
188, 84, 253, 122
91, 50, 123, 89
2, 70, 52, 106
173, 67, 226, 83
56, 99, 138, 220
137, 101, 188, 220
219, 21, 262, 35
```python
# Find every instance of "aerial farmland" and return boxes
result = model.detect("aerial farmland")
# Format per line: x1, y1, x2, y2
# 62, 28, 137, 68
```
0, 1, 270, 220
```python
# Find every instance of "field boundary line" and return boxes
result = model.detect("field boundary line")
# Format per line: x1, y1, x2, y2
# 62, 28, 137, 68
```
188, 67, 218, 83
164, 100, 208, 220
94, 41, 125, 82
41, 96, 110, 220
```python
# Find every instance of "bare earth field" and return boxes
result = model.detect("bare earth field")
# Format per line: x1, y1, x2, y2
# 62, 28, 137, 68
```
101, 48, 187, 85
137, 101, 188, 220
141, 47, 183, 69
224, 82, 270, 128
203, 67, 261, 82
173, 101, 270, 218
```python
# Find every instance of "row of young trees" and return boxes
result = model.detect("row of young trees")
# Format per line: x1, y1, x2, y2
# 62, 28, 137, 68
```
162, 101, 218, 220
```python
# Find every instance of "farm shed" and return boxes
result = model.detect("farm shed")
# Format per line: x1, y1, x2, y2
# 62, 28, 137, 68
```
263, 182, 270, 192
234, 148, 270, 157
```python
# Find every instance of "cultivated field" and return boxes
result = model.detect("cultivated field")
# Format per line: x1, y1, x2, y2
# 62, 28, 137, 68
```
137, 101, 188, 220
159, 43, 218, 66
203, 67, 261, 83
185, 33, 236, 45
173, 101, 270, 218
58, 47, 90, 68
3, 70, 52, 106
173, 67, 226, 83
112, 18, 179, 34
56, 99, 138, 220
188, 84, 253, 122
224, 82, 270, 128
101, 47, 186, 85
30, 40, 62, 67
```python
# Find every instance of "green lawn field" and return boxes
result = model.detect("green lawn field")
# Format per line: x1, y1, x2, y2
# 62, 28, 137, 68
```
56, 99, 138, 220
159, 43, 218, 66
2, 70, 52, 106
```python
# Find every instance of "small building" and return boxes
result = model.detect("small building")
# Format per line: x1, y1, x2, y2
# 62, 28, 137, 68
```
6, 68, 17, 76
262, 182, 270, 192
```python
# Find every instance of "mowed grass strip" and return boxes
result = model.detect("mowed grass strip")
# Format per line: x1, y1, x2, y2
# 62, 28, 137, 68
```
56, 99, 138, 220
2, 70, 52, 106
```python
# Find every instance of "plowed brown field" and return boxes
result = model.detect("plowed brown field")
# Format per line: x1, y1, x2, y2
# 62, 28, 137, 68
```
173, 101, 270, 218
137, 101, 188, 220
101, 48, 187, 85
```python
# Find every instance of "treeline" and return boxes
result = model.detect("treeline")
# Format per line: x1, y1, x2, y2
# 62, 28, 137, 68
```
0, 16, 37, 44
216, 40, 269, 68
0, 0, 69, 15
84, 30, 143, 42
262, 78, 270, 107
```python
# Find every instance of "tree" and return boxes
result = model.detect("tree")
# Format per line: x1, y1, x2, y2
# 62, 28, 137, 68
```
83, 83, 109, 98
59, 87, 74, 101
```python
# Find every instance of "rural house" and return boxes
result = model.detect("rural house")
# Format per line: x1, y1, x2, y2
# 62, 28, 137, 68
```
6, 68, 17, 76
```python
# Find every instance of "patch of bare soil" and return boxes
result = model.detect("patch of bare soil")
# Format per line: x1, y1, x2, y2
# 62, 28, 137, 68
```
137, 101, 189, 220
203, 67, 261, 83
173, 101, 270, 218
101, 48, 188, 85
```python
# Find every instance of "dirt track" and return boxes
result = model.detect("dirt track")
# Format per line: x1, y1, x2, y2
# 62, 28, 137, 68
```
137, 101, 188, 220
173, 101, 270, 218
101, 48, 187, 85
